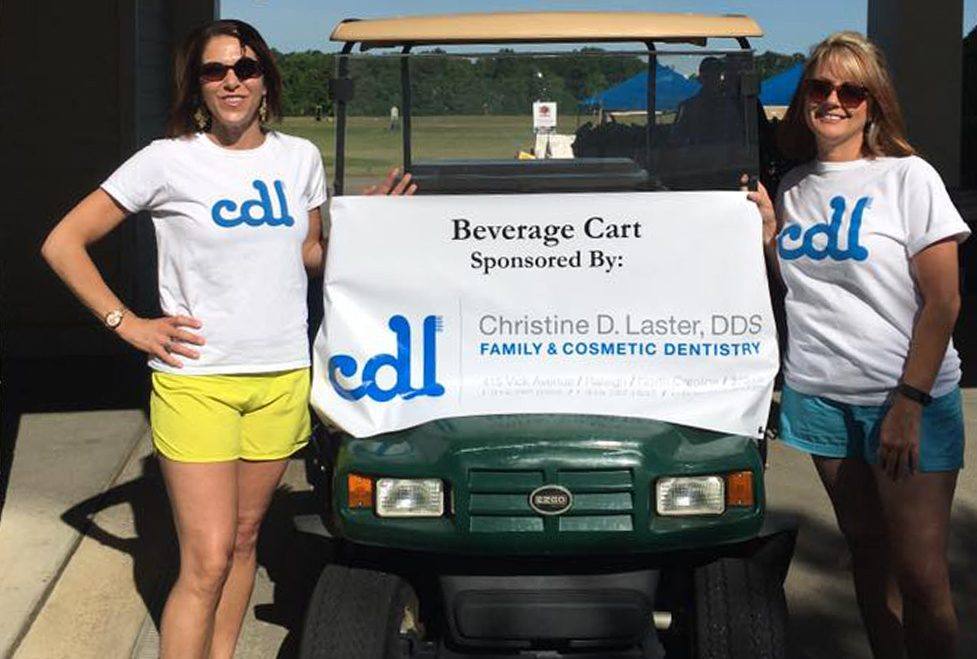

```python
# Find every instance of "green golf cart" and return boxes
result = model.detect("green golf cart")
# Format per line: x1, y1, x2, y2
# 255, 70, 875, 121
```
298, 12, 796, 659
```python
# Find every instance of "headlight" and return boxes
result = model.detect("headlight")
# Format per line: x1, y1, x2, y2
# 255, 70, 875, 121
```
656, 476, 725, 516
375, 478, 444, 517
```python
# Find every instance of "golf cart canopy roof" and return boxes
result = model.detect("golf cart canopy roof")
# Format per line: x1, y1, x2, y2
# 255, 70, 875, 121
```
330, 12, 763, 48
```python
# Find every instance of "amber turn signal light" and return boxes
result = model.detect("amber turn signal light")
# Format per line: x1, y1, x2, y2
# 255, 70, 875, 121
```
348, 474, 374, 509
725, 471, 754, 507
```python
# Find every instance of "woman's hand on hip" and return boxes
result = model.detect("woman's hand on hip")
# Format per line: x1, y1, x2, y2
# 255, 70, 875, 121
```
116, 314, 205, 368
877, 396, 923, 480
746, 182, 779, 246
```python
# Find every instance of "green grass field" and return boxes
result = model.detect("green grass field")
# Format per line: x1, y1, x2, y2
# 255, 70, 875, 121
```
279, 114, 580, 188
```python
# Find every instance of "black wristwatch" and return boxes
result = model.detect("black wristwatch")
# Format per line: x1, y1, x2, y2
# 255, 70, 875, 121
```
896, 382, 933, 406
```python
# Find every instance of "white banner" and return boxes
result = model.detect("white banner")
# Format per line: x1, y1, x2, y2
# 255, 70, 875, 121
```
312, 192, 778, 438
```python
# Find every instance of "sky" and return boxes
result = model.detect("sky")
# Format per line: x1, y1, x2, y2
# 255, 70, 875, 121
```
222, 0, 977, 57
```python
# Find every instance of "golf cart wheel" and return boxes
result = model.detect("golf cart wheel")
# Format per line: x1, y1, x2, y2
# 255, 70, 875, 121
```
299, 564, 420, 659
693, 557, 787, 659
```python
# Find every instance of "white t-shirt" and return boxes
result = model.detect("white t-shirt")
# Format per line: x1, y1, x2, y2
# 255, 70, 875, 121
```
775, 156, 970, 404
102, 131, 327, 375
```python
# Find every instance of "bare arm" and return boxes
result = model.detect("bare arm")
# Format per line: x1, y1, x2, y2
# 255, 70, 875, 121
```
745, 180, 783, 282
41, 189, 131, 319
878, 238, 962, 479
303, 207, 326, 277
41, 189, 203, 368
902, 239, 962, 391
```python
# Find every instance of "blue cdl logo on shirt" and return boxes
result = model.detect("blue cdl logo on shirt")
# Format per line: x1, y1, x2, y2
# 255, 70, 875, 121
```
329, 315, 446, 402
211, 180, 294, 227
778, 195, 871, 261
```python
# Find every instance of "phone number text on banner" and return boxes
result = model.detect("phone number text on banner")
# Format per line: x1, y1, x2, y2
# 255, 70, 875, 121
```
312, 191, 778, 438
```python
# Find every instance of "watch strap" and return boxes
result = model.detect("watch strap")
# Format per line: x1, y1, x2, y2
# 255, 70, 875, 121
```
896, 382, 933, 406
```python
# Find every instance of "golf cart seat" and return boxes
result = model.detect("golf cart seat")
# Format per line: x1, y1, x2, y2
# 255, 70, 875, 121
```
409, 157, 658, 194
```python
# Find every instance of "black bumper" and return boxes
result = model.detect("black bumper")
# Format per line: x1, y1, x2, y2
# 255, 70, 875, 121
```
441, 570, 660, 652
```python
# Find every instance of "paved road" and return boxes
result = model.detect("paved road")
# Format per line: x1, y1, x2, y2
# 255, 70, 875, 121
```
3, 393, 977, 658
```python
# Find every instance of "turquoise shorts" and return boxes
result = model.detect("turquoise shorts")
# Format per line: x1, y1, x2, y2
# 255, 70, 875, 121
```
779, 384, 965, 472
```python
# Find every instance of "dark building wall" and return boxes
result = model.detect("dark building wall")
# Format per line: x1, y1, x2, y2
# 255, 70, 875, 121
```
0, 0, 217, 359
868, 0, 963, 185
2, 2, 130, 358
867, 1, 973, 384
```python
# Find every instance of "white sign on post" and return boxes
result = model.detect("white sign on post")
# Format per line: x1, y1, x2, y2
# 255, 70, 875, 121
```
533, 101, 557, 132
312, 192, 778, 438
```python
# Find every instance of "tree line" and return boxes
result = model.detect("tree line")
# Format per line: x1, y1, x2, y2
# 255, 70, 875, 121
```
274, 48, 806, 118
275, 31, 976, 185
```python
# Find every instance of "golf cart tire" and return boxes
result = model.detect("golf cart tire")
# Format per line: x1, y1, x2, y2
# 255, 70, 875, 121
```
300, 564, 415, 659
694, 557, 787, 659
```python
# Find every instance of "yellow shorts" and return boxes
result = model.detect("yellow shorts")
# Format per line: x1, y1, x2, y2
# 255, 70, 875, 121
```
150, 368, 311, 463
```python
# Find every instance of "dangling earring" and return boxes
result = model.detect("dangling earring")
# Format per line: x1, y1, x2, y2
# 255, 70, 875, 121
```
258, 96, 268, 124
864, 118, 877, 152
193, 105, 209, 131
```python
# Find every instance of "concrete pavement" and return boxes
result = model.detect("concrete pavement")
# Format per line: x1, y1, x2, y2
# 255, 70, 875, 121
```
2, 394, 977, 658
12, 434, 172, 659
0, 410, 148, 657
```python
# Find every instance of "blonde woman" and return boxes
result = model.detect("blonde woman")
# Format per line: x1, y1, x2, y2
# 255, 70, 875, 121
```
749, 32, 967, 658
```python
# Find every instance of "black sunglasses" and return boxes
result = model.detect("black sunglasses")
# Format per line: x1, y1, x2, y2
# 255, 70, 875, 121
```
804, 78, 869, 110
199, 57, 263, 84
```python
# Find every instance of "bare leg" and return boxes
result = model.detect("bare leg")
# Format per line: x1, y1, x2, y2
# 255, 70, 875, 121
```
209, 458, 289, 659
158, 458, 238, 659
813, 456, 905, 659
873, 468, 958, 659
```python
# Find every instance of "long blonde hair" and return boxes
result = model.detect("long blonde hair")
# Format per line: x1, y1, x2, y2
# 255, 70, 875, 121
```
778, 31, 915, 161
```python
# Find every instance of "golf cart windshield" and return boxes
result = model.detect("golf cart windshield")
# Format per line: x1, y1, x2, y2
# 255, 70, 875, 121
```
330, 13, 761, 195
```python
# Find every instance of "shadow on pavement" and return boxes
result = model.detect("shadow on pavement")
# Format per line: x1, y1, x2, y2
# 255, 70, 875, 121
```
782, 511, 872, 658
59, 455, 177, 628
58, 451, 333, 656
946, 503, 977, 654
0, 354, 149, 520
780, 500, 977, 659
254, 484, 337, 658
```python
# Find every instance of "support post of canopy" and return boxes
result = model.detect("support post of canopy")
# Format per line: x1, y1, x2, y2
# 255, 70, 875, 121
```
645, 41, 657, 173
333, 42, 355, 196
401, 45, 414, 172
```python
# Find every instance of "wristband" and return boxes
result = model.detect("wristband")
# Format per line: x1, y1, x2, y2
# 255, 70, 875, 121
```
896, 382, 933, 406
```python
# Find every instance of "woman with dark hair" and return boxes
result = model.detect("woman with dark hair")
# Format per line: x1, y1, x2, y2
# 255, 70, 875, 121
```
750, 32, 967, 658
41, 19, 413, 658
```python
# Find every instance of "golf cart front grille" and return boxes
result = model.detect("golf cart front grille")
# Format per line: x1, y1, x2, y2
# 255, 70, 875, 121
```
467, 469, 635, 533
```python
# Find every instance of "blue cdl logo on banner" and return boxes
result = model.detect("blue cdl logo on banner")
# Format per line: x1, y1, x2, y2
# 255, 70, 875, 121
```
328, 315, 445, 402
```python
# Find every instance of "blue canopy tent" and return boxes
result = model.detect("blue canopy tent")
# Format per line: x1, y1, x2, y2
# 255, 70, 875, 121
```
582, 63, 701, 111
759, 62, 804, 106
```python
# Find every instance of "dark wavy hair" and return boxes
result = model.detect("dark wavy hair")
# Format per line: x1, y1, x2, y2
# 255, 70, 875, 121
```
166, 19, 283, 138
